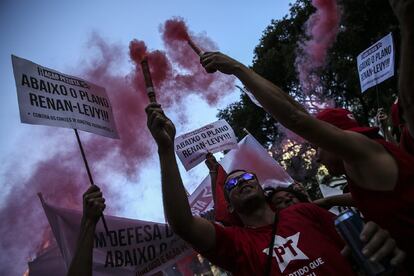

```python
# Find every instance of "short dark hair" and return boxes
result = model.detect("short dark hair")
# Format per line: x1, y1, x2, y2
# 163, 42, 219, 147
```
264, 186, 309, 203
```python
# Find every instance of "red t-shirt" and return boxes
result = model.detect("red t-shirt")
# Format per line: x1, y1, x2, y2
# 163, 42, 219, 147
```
400, 126, 414, 156
203, 203, 356, 276
348, 139, 414, 272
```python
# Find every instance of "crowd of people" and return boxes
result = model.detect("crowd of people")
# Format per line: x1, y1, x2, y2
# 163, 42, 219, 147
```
66, 0, 413, 275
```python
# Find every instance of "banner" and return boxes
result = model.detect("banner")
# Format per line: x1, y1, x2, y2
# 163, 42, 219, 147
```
41, 200, 193, 276
12, 55, 119, 138
357, 33, 395, 93
29, 245, 66, 276
174, 119, 238, 171
188, 134, 292, 216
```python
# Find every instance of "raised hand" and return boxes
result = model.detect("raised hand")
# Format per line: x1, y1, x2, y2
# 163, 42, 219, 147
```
146, 103, 176, 152
82, 185, 105, 224
200, 52, 243, 74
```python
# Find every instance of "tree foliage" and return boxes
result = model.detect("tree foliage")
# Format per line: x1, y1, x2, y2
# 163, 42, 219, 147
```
218, 0, 400, 197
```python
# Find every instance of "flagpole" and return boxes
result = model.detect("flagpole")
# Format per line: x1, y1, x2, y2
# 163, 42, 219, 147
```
74, 129, 110, 235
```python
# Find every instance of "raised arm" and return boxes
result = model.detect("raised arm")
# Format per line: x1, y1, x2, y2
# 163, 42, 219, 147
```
200, 53, 397, 190
313, 193, 356, 209
205, 153, 219, 207
145, 103, 216, 252
390, 0, 414, 136
67, 185, 105, 276
201, 53, 373, 161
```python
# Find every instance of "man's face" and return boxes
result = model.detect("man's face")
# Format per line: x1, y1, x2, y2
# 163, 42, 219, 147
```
226, 171, 265, 211
271, 191, 300, 210
316, 148, 345, 176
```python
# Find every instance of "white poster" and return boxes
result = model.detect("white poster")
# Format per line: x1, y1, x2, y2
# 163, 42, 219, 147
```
12, 55, 119, 138
357, 33, 395, 93
174, 119, 238, 171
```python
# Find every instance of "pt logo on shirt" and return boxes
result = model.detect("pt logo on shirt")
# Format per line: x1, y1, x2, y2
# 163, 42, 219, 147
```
263, 232, 309, 273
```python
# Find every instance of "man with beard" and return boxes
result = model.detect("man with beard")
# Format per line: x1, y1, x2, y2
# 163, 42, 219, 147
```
199, 38, 414, 271
146, 103, 405, 276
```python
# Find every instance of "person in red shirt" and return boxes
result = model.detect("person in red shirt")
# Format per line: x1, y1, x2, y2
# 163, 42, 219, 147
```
390, 98, 414, 156
389, 0, 414, 156
146, 104, 405, 275
199, 45, 414, 273
205, 153, 243, 226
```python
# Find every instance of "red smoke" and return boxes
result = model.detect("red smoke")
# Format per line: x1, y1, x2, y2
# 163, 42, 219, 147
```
162, 18, 190, 41
0, 18, 235, 275
295, 0, 341, 111
129, 39, 148, 63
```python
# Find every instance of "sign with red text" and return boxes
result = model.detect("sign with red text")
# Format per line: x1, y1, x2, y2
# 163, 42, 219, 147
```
12, 55, 119, 138
357, 33, 395, 93
174, 120, 238, 171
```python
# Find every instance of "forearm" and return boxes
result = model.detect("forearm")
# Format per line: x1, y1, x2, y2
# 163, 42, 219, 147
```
158, 148, 194, 235
233, 65, 352, 155
234, 65, 305, 127
398, 28, 414, 136
325, 193, 356, 208
67, 218, 96, 276
209, 172, 218, 207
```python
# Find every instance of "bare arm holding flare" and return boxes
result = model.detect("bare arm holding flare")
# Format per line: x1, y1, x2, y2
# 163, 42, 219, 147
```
145, 103, 216, 252
67, 186, 106, 276
389, 0, 414, 136
200, 52, 398, 191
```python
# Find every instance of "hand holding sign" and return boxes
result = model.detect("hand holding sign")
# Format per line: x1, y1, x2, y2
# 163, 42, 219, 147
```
146, 103, 176, 152
82, 185, 106, 224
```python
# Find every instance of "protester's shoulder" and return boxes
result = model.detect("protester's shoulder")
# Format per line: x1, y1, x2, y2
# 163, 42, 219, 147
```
375, 137, 414, 165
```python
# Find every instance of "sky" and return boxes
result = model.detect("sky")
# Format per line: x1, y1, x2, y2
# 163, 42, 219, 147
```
0, 0, 295, 272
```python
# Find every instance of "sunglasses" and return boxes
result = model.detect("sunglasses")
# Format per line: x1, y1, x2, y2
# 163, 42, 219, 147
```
224, 172, 255, 192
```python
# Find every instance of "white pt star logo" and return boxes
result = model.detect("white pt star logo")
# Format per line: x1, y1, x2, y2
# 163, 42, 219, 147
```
263, 232, 309, 273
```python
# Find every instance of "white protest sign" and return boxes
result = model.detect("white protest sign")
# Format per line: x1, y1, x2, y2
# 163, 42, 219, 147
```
357, 33, 395, 93
175, 119, 238, 171
41, 200, 193, 276
12, 55, 119, 138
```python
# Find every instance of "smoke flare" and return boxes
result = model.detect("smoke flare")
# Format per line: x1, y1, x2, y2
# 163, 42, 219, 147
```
295, 0, 341, 111
0, 17, 234, 275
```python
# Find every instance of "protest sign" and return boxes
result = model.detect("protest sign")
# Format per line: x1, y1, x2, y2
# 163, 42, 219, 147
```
41, 199, 192, 276
28, 245, 66, 276
174, 119, 238, 171
188, 134, 292, 216
12, 55, 119, 138
357, 33, 395, 93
